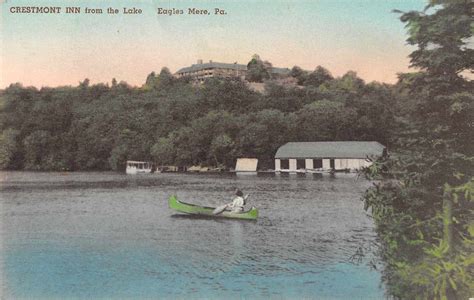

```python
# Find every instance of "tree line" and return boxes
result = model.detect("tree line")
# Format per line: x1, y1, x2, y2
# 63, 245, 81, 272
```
0, 65, 396, 171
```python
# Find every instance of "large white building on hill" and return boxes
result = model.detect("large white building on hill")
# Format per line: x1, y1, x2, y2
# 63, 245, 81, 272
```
175, 60, 291, 82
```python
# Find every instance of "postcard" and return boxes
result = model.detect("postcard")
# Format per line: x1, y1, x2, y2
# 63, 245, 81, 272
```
1, 0, 472, 299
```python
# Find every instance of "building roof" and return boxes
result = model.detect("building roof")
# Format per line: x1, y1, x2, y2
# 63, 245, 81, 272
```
275, 141, 385, 159
175, 61, 291, 75
176, 62, 247, 74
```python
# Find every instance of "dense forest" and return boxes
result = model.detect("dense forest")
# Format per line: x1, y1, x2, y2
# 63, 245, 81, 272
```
0, 0, 472, 298
0, 65, 396, 171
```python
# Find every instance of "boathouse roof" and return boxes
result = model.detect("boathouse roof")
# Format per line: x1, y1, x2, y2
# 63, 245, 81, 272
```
275, 142, 385, 159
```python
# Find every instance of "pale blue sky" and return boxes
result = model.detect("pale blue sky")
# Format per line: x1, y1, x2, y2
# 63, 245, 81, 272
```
1, 0, 426, 88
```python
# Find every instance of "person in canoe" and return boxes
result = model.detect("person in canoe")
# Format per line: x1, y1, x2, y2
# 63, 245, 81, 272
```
213, 189, 249, 215
228, 189, 246, 213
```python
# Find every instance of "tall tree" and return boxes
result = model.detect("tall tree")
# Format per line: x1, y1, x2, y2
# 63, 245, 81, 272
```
290, 66, 308, 85
363, 1, 474, 298
151, 137, 175, 166
246, 54, 271, 82
304, 66, 334, 87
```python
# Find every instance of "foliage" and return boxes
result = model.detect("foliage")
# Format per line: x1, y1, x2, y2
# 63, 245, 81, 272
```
246, 54, 271, 82
151, 137, 175, 166
210, 134, 234, 166
290, 66, 308, 85
304, 66, 334, 87
363, 0, 473, 298
0, 129, 19, 169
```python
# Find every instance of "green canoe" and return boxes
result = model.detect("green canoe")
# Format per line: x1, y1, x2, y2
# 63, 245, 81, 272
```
168, 195, 258, 220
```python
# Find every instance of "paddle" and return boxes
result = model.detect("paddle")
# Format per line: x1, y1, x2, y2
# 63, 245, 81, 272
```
212, 194, 250, 215
212, 203, 229, 215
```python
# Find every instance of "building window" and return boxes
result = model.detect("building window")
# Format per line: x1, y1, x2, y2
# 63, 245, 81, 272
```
314, 159, 323, 168
297, 159, 305, 170
280, 159, 289, 169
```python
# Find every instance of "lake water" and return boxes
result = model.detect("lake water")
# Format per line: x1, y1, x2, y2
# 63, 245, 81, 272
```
0, 171, 384, 299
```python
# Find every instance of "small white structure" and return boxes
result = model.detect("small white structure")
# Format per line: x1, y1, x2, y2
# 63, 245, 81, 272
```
274, 141, 385, 174
126, 161, 153, 175
235, 158, 258, 172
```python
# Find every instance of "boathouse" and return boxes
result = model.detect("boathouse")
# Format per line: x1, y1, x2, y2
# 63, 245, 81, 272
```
274, 141, 385, 173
